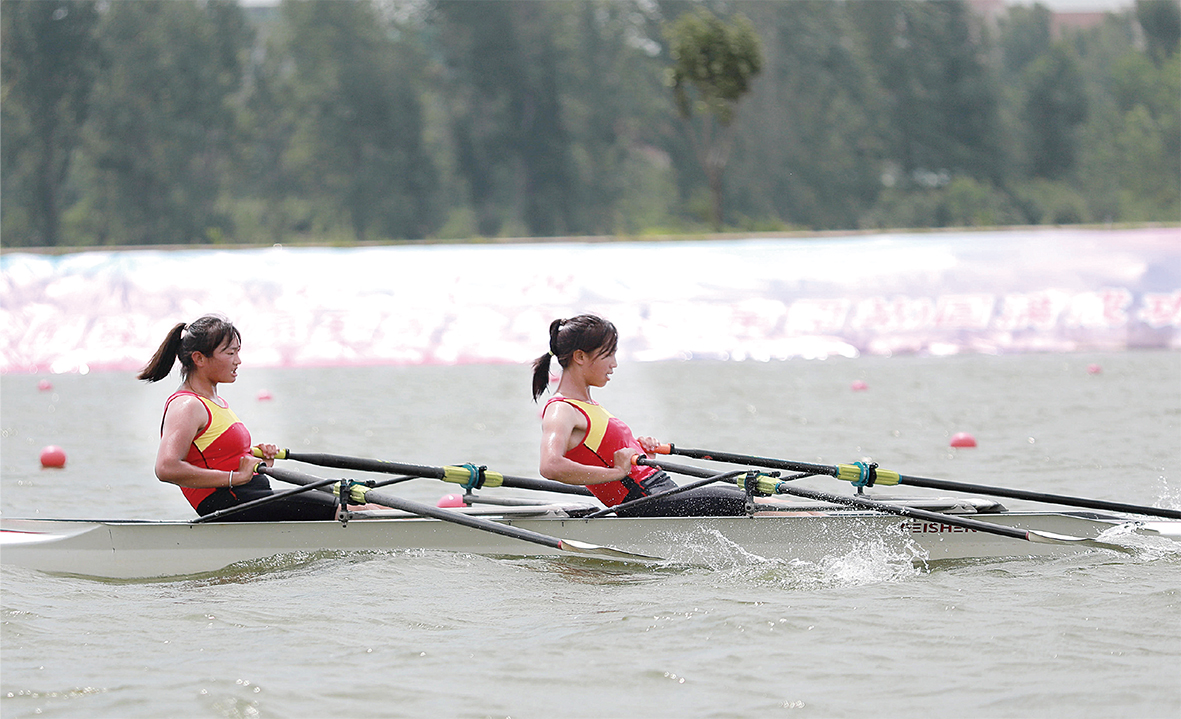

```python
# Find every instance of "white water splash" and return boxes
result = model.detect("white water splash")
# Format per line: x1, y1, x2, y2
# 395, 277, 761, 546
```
658, 526, 926, 589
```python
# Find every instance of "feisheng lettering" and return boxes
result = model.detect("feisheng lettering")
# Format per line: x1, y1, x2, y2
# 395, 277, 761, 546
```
902, 521, 979, 534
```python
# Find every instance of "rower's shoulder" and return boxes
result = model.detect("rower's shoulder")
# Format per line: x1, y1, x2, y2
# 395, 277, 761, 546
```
541, 397, 586, 426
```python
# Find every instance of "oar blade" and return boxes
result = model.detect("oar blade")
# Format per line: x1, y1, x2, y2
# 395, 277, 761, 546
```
557, 539, 663, 562
1026, 529, 1130, 552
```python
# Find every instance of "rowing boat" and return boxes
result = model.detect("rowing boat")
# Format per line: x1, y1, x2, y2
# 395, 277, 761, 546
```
4, 495, 1179, 580
6, 447, 1179, 580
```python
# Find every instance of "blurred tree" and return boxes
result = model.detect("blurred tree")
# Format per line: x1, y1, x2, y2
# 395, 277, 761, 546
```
1136, 0, 1181, 63
1023, 43, 1088, 180
1, 0, 101, 247
277, 0, 438, 241
998, 3, 1052, 75
665, 7, 762, 230
430, 1, 574, 237
79, 0, 251, 245
855, 0, 1003, 187
726, 1, 883, 230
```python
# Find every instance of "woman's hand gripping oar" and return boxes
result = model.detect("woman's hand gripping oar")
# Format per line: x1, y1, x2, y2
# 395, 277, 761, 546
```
256, 463, 661, 563
654, 445, 1181, 520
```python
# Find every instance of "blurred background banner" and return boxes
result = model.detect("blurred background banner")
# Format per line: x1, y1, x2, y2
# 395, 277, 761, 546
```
2, 227, 1177, 375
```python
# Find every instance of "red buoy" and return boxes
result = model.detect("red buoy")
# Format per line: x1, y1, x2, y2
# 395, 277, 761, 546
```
256, 390, 273, 401
1086, 364, 1102, 375
40, 446, 67, 468
37, 379, 53, 391
850, 380, 869, 391
950, 432, 977, 448
437, 494, 466, 508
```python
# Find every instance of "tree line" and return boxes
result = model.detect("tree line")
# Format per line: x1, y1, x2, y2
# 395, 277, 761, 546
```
2, 0, 1178, 248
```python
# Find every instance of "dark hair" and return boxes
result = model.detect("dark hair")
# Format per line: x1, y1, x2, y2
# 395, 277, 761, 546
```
531, 314, 619, 401
137, 314, 241, 383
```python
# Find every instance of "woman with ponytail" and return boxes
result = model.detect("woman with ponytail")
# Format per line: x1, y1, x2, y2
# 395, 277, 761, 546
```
139, 314, 337, 521
533, 314, 744, 517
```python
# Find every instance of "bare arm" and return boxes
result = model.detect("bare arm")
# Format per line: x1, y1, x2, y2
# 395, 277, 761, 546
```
155, 395, 269, 488
539, 401, 635, 486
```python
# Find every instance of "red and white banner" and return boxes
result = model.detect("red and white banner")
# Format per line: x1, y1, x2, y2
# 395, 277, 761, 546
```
2, 227, 1178, 374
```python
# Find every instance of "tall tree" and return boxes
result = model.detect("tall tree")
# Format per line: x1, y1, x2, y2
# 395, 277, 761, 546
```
430, 1, 575, 237
1, 0, 101, 247
853, 0, 1003, 186
725, 1, 883, 230
81, 0, 251, 245
1136, 0, 1181, 62
1023, 43, 1088, 179
278, 0, 438, 241
665, 7, 762, 230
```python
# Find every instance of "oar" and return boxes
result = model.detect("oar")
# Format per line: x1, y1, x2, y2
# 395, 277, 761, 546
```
643, 458, 1125, 549
583, 469, 749, 518
258, 449, 594, 497
191, 476, 340, 524
655, 445, 1181, 520
257, 464, 661, 563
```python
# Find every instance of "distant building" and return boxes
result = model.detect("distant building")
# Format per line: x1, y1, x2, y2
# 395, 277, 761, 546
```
968, 0, 1136, 39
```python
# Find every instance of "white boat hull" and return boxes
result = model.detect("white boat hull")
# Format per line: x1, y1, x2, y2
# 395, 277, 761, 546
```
4, 509, 1177, 580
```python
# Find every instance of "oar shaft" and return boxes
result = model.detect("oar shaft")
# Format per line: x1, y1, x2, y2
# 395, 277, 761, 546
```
891, 475, 1181, 520
263, 465, 565, 550
260, 465, 660, 561
272, 450, 594, 497
661, 445, 1181, 520
772, 484, 1031, 541
659, 446, 836, 478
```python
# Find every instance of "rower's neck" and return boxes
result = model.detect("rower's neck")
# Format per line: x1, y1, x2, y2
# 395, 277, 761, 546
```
555, 376, 591, 403
183, 376, 219, 403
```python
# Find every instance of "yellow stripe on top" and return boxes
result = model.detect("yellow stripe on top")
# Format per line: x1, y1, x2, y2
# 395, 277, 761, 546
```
192, 396, 243, 452
559, 397, 612, 453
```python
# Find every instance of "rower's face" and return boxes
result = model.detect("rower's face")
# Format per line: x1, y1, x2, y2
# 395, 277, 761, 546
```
200, 337, 242, 383
585, 348, 617, 387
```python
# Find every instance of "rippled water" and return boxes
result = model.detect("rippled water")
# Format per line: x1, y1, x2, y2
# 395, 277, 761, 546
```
3, 351, 1180, 718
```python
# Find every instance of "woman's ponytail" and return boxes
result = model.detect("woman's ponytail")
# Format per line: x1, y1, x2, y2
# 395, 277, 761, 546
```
531, 318, 564, 401
137, 322, 186, 383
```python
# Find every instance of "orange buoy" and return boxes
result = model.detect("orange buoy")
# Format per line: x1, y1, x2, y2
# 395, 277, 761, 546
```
40, 445, 67, 468
37, 379, 53, 391
850, 380, 869, 391
949, 432, 977, 448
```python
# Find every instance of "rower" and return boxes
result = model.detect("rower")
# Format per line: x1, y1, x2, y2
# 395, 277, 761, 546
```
139, 314, 341, 522
532, 314, 746, 517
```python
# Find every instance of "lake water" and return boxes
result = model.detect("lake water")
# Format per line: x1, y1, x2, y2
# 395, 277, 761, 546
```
2, 351, 1180, 718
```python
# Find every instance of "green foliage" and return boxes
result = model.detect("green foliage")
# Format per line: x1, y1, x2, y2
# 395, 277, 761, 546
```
77, 0, 251, 245
666, 8, 762, 125
664, 6, 762, 230
1, 0, 101, 247
1, 0, 1177, 247
1137, 0, 1181, 62
1022, 43, 1088, 179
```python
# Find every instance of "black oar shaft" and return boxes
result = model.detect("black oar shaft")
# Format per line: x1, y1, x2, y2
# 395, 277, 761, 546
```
190, 477, 339, 524
663, 447, 838, 477
889, 475, 1181, 519
263, 465, 565, 550
260, 465, 659, 561
772, 484, 1031, 541
276, 450, 594, 497
663, 445, 1181, 520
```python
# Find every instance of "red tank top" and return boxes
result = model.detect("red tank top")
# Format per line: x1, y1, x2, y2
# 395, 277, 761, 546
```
162, 391, 252, 510
544, 396, 657, 507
